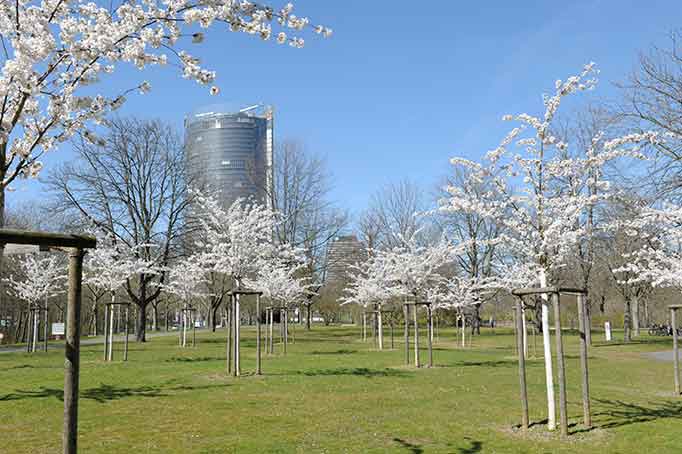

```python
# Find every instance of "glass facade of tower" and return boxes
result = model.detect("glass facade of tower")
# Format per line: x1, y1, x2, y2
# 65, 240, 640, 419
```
184, 107, 273, 209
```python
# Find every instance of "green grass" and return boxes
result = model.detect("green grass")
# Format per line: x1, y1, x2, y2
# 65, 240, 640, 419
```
1, 325, 681, 453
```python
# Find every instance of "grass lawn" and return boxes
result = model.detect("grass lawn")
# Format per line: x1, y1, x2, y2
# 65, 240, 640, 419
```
1, 324, 681, 453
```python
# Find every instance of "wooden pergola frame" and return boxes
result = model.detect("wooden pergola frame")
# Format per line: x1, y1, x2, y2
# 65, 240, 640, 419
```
227, 289, 263, 376
511, 287, 591, 437
0, 228, 96, 454
180, 304, 197, 348
103, 301, 131, 361
402, 301, 434, 368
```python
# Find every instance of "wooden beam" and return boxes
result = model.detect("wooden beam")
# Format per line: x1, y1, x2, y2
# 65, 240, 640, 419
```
0, 228, 96, 249
511, 287, 587, 297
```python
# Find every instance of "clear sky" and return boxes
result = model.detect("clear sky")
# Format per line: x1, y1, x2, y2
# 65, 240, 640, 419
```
10, 0, 682, 220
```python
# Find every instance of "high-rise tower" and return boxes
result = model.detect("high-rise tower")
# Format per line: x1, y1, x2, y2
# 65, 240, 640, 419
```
184, 104, 274, 208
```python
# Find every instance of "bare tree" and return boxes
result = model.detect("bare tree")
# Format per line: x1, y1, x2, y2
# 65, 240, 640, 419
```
434, 168, 500, 334
618, 30, 682, 196
267, 141, 348, 303
47, 117, 193, 341
358, 179, 427, 250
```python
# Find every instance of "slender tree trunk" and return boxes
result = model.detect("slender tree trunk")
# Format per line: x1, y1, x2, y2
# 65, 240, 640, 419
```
413, 305, 420, 367
377, 305, 383, 350
306, 303, 311, 330
32, 307, 38, 353
623, 296, 632, 343
404, 304, 410, 365
539, 269, 556, 431
632, 295, 640, 338
256, 295, 261, 375
362, 311, 367, 342
108, 295, 115, 361
521, 305, 528, 359
123, 306, 129, 361
226, 300, 232, 374
235, 294, 241, 375
44, 295, 49, 352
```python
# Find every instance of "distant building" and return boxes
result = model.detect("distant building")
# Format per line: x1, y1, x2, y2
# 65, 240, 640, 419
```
184, 105, 274, 209
325, 235, 367, 285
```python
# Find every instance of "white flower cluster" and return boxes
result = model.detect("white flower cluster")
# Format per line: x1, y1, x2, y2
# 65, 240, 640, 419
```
440, 63, 660, 286
5, 253, 64, 305
0, 1, 330, 185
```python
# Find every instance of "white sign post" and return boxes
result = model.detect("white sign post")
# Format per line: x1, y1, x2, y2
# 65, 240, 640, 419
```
604, 321, 612, 342
52, 322, 65, 338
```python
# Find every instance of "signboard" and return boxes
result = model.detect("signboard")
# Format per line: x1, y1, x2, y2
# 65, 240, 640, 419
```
52, 323, 65, 336
604, 321, 612, 341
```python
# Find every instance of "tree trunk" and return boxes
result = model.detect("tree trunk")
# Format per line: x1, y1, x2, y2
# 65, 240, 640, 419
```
623, 297, 632, 343
152, 303, 158, 332
136, 304, 148, 342
539, 269, 556, 431
413, 304, 420, 367
632, 295, 640, 337
306, 303, 311, 330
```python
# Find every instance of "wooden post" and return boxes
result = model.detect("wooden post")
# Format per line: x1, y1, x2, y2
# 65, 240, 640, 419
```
265, 308, 269, 355
26, 309, 32, 353
427, 304, 433, 368
32, 306, 38, 352
515, 297, 529, 431
103, 304, 109, 360
192, 310, 196, 347
283, 307, 288, 354
413, 304, 420, 368
234, 294, 241, 376
269, 308, 274, 354
403, 304, 410, 365
256, 295, 262, 375
227, 296, 232, 375
671, 306, 680, 395
377, 305, 384, 350
552, 292, 568, 437
123, 306, 129, 362
44, 295, 49, 352
63, 248, 84, 454
108, 295, 115, 361
577, 294, 591, 428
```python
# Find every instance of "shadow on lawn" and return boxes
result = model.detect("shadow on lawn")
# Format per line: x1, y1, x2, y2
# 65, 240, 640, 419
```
392, 437, 483, 454
166, 356, 222, 363
445, 359, 541, 368
393, 438, 423, 453
296, 367, 410, 378
583, 398, 682, 431
310, 349, 357, 355
0, 382, 229, 403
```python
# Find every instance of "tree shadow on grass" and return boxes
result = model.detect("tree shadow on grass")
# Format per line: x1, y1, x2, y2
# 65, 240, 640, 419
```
580, 398, 682, 431
310, 349, 358, 355
0, 382, 229, 403
393, 438, 424, 453
295, 367, 411, 378
443, 359, 541, 368
457, 437, 484, 454
166, 356, 222, 363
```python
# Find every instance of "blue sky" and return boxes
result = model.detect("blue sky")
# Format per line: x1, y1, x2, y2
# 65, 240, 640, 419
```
11, 0, 682, 220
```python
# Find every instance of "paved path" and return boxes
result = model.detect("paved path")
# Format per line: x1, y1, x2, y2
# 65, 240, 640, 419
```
0, 329, 212, 354
644, 350, 682, 362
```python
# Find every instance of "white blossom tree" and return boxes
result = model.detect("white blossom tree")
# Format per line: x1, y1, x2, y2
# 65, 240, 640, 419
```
439, 63, 661, 430
192, 190, 279, 374
6, 253, 64, 352
163, 256, 208, 347
84, 232, 154, 360
0, 1, 332, 316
